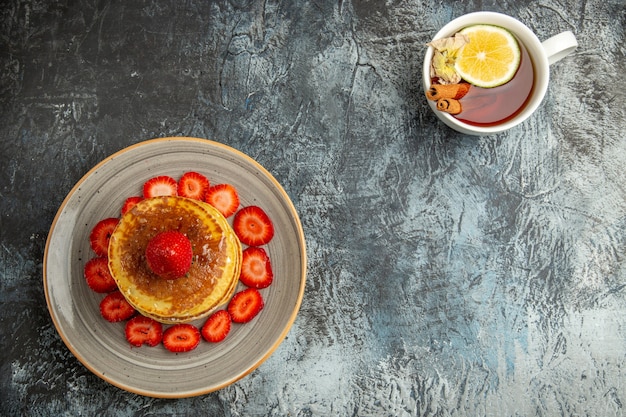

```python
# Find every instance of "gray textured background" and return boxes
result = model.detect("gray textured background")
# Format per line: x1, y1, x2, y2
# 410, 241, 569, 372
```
2, 0, 626, 416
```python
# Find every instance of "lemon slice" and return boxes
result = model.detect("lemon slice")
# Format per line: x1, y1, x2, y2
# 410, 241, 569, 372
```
454, 24, 521, 88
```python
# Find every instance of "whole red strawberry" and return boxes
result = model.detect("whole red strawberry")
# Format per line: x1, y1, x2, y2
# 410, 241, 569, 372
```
145, 231, 193, 279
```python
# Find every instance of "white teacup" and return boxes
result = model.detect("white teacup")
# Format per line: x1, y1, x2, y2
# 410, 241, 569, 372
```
423, 11, 578, 135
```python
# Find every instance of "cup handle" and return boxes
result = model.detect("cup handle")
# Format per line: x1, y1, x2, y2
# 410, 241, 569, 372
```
542, 31, 578, 65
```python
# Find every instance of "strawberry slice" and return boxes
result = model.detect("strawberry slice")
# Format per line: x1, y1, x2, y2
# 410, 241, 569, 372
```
178, 171, 209, 200
162, 323, 201, 352
227, 288, 264, 323
205, 183, 239, 218
201, 310, 231, 343
89, 217, 119, 257
121, 196, 142, 215
125, 315, 163, 347
239, 247, 273, 289
84, 257, 118, 293
99, 291, 136, 322
232, 206, 274, 246
143, 175, 178, 198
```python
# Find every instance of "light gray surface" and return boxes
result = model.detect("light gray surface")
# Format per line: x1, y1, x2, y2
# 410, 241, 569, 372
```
1, 0, 625, 415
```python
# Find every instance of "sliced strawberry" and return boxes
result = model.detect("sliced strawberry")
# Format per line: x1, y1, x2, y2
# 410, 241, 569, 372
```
162, 323, 201, 352
143, 175, 178, 198
227, 288, 264, 323
201, 310, 232, 343
178, 171, 209, 200
125, 315, 163, 347
239, 247, 273, 289
89, 217, 119, 257
232, 206, 274, 246
99, 291, 136, 322
84, 257, 118, 293
121, 196, 142, 215
205, 183, 239, 218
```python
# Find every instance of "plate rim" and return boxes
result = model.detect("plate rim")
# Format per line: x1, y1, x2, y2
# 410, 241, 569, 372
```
43, 136, 307, 398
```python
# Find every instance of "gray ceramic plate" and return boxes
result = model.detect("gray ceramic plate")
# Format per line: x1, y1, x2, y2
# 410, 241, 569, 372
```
44, 137, 306, 398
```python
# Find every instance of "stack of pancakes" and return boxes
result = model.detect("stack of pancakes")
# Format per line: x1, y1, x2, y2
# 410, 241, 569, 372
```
108, 196, 242, 324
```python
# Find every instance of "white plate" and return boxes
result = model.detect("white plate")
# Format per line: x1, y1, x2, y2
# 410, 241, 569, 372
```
44, 137, 307, 398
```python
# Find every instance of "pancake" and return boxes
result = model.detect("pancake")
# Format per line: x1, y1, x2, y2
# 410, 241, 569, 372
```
108, 196, 242, 324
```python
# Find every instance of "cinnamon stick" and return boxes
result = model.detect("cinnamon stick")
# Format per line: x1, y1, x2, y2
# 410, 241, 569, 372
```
436, 98, 462, 115
426, 83, 471, 101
